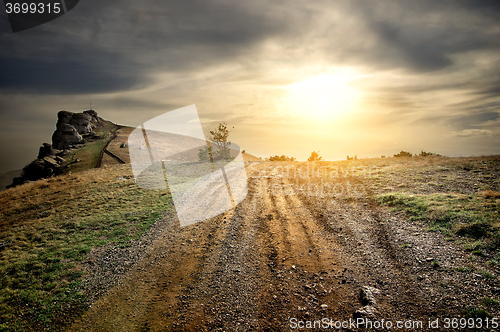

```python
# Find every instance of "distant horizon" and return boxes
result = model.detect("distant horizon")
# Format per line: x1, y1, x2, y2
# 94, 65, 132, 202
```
1, 104, 498, 175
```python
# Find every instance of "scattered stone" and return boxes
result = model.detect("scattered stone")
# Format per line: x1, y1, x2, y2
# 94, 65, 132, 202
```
353, 305, 377, 318
38, 211, 50, 218
0, 240, 13, 250
360, 286, 380, 306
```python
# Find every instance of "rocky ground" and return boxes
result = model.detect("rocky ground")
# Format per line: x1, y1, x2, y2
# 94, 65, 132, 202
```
67, 161, 500, 331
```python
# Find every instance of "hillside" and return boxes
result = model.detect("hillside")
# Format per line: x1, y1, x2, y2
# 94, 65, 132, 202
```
1, 155, 499, 331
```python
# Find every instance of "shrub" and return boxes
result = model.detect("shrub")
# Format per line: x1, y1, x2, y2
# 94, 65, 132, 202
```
457, 222, 492, 238
198, 146, 212, 162
394, 151, 413, 158
269, 155, 296, 161
209, 123, 233, 160
419, 151, 441, 157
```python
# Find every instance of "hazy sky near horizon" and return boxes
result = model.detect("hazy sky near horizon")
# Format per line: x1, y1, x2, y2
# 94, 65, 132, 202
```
1, 0, 500, 173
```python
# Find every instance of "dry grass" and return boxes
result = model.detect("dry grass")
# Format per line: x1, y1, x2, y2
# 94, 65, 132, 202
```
0, 164, 173, 331
373, 156, 500, 261
482, 190, 500, 199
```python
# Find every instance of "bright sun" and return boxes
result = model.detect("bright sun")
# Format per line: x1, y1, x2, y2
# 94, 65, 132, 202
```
286, 73, 360, 120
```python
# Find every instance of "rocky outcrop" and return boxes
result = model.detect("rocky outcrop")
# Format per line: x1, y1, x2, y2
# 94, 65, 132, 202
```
38, 143, 61, 159
84, 110, 98, 122
8, 144, 68, 188
52, 124, 84, 150
8, 110, 99, 188
52, 110, 98, 150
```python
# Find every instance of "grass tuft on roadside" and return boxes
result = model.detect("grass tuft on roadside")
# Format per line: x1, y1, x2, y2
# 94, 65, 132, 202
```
376, 191, 500, 260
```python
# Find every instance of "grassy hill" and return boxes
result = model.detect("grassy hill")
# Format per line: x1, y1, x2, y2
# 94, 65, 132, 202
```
0, 164, 172, 331
0, 155, 499, 330
0, 117, 263, 330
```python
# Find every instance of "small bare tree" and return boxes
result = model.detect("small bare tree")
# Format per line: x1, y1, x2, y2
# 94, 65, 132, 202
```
209, 122, 233, 160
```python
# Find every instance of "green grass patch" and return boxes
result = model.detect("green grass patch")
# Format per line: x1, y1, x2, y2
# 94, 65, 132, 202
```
478, 270, 496, 279
464, 307, 492, 319
483, 297, 499, 307
376, 192, 500, 260
60, 120, 117, 173
0, 165, 173, 331
457, 266, 472, 273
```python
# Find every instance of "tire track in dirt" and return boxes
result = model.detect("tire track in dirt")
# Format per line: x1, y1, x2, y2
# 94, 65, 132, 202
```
178, 198, 261, 331
67, 162, 482, 331
155, 174, 268, 331
249, 171, 351, 328
295, 175, 438, 322
68, 208, 237, 331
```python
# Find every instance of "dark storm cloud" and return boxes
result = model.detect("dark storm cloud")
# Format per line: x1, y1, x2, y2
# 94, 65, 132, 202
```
0, 54, 151, 94
1, 0, 499, 93
370, 21, 452, 72
1, 0, 500, 172
339, 0, 500, 73
0, 0, 287, 94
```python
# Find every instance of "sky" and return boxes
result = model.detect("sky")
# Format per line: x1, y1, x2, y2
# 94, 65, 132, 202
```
0, 0, 499, 173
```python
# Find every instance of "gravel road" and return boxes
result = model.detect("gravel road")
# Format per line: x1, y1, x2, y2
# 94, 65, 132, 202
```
68, 162, 500, 331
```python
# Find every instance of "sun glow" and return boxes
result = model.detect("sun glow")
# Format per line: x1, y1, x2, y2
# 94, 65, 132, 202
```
286, 73, 361, 120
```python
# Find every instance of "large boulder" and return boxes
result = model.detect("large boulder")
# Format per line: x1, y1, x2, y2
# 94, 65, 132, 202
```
56, 110, 74, 130
83, 110, 99, 122
52, 110, 98, 149
52, 124, 84, 150
37, 143, 62, 159
70, 112, 94, 134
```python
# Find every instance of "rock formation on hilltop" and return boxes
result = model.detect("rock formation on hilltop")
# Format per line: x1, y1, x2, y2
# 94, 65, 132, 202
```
52, 110, 98, 150
8, 110, 100, 188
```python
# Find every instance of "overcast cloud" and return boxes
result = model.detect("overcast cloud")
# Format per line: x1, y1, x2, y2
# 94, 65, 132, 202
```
0, 0, 499, 172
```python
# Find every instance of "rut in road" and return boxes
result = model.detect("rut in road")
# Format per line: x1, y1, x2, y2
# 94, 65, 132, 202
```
95, 125, 126, 168
68, 163, 479, 331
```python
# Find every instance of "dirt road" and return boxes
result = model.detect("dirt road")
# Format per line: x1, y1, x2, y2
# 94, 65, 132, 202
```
68, 162, 498, 331
95, 125, 126, 168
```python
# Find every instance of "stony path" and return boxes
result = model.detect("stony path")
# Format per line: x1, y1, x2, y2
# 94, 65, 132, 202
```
68, 162, 499, 331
